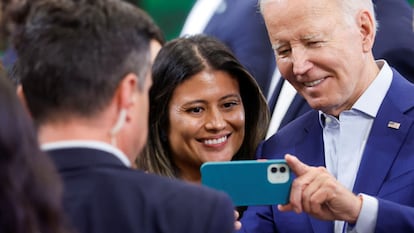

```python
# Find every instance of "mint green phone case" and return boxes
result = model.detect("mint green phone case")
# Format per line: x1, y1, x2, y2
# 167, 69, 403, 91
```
201, 160, 292, 206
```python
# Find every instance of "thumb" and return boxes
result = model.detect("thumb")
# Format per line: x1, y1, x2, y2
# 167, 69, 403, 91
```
285, 154, 309, 176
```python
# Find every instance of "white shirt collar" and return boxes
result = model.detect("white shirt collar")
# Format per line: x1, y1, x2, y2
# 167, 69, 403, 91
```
352, 60, 392, 118
41, 140, 131, 167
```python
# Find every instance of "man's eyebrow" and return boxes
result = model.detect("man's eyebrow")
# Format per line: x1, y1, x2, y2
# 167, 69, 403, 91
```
272, 42, 285, 50
271, 34, 322, 50
300, 34, 321, 41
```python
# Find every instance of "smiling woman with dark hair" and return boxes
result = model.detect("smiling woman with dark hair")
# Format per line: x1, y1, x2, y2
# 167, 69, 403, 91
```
137, 34, 269, 183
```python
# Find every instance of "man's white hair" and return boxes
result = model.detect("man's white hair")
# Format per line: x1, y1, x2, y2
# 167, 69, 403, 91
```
340, 0, 377, 32
259, 0, 377, 32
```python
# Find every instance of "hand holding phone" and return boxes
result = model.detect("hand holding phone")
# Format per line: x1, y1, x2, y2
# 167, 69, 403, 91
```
201, 160, 292, 206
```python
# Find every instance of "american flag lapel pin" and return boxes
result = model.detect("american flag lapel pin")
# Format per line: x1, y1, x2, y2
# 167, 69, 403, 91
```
387, 121, 401, 130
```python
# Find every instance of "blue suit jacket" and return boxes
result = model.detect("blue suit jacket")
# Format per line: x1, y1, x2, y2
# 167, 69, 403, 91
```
372, 0, 414, 83
203, 0, 275, 95
240, 70, 414, 233
48, 147, 235, 233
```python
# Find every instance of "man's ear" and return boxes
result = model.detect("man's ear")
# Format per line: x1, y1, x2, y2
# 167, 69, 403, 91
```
357, 9, 376, 53
115, 73, 139, 118
16, 84, 32, 117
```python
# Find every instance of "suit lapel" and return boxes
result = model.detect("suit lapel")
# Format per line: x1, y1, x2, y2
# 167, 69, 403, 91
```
295, 111, 326, 167
294, 112, 334, 232
280, 94, 311, 129
353, 71, 414, 194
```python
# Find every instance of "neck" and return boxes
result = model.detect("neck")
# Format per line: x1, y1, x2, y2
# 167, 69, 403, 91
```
38, 117, 112, 145
324, 56, 380, 117
177, 166, 202, 184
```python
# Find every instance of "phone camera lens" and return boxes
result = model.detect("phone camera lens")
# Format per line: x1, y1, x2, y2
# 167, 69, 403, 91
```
271, 167, 278, 173
279, 166, 286, 173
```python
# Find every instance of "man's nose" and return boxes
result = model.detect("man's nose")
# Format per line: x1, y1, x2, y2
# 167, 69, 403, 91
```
291, 47, 313, 76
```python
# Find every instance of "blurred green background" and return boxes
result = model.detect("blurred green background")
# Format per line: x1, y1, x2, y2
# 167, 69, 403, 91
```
124, 0, 194, 41
141, 0, 194, 41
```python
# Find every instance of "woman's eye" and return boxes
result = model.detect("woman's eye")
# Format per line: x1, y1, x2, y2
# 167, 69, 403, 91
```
223, 101, 239, 109
188, 107, 203, 113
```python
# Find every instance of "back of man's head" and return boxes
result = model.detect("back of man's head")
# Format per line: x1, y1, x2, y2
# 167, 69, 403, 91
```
11, 0, 163, 125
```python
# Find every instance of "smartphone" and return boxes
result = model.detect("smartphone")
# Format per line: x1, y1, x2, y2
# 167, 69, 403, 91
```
201, 160, 292, 206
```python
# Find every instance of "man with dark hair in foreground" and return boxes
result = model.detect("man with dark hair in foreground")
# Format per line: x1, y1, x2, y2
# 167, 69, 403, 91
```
10, 0, 236, 233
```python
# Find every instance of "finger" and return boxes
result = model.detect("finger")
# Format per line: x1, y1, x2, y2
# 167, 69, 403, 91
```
234, 210, 239, 220
234, 220, 242, 231
285, 154, 322, 213
308, 187, 333, 218
285, 154, 309, 176
234, 210, 242, 230
302, 184, 318, 214
278, 203, 296, 212
301, 167, 331, 213
289, 180, 305, 213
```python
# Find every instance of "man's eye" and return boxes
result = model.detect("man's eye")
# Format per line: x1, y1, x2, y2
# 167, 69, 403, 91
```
277, 48, 291, 57
307, 41, 323, 47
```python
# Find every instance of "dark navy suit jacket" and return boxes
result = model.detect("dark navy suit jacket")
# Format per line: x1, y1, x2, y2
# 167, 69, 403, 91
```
240, 70, 414, 233
203, 0, 275, 95
48, 147, 235, 233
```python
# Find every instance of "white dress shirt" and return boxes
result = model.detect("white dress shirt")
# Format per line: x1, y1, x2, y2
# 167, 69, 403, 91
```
319, 60, 392, 233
